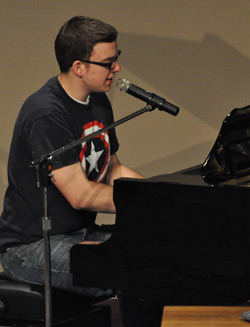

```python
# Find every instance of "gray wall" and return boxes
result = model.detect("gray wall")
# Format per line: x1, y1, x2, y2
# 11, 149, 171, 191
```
0, 0, 249, 224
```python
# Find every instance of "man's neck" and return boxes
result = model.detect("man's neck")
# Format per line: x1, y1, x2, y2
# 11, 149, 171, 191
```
58, 73, 90, 102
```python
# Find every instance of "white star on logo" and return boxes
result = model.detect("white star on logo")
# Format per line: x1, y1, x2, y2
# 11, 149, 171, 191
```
85, 141, 104, 174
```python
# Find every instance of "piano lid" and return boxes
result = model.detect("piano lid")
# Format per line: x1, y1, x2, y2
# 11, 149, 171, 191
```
201, 104, 250, 184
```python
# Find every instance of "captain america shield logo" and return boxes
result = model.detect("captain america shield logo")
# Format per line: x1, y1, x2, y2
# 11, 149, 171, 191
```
79, 121, 110, 183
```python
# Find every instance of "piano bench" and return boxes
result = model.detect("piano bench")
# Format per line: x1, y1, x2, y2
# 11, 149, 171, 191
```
0, 272, 111, 327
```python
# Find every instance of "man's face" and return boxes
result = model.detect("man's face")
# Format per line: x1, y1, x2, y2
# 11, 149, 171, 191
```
81, 41, 121, 94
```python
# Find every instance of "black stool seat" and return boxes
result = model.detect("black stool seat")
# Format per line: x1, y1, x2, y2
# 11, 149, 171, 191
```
0, 272, 111, 326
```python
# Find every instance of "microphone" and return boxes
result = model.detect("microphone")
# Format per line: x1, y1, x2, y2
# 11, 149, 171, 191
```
116, 78, 179, 116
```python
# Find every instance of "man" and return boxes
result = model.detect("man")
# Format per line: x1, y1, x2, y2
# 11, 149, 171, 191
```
0, 16, 163, 326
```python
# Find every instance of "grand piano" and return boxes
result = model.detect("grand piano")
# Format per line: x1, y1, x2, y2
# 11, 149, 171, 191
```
70, 104, 250, 305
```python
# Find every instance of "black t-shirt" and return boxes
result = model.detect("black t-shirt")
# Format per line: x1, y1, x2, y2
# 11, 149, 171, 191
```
0, 76, 119, 250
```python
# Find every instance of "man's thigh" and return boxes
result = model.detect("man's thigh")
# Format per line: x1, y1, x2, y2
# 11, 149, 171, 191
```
1, 227, 114, 297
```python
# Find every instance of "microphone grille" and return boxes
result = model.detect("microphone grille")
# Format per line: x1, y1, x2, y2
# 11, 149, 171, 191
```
116, 78, 130, 93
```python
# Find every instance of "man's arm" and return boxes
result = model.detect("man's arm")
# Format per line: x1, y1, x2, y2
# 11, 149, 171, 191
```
52, 154, 143, 213
52, 162, 116, 213
105, 153, 144, 186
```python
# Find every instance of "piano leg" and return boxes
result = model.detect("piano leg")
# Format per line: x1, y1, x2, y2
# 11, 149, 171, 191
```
118, 291, 164, 327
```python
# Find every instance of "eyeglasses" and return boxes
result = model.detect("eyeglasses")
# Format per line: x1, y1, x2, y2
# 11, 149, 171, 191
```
78, 50, 121, 70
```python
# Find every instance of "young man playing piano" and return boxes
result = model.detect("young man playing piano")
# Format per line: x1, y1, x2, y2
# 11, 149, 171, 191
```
0, 16, 163, 326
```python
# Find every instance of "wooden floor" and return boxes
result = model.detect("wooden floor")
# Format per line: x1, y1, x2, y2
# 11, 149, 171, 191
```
161, 306, 250, 326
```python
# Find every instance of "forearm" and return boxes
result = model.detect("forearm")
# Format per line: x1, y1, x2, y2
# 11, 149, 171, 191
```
106, 164, 144, 185
52, 163, 116, 213
105, 154, 144, 185
72, 180, 116, 213
52, 157, 143, 214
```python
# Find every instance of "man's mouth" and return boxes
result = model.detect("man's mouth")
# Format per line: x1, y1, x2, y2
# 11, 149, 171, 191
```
106, 78, 113, 85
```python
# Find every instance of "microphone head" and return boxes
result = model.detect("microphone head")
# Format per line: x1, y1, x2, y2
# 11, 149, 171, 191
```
116, 78, 131, 93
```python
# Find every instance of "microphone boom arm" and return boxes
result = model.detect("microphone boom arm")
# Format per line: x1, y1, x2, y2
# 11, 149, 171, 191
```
31, 104, 155, 167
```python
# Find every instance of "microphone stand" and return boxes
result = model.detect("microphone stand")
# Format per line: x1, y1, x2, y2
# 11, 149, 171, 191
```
35, 161, 53, 327
30, 103, 165, 327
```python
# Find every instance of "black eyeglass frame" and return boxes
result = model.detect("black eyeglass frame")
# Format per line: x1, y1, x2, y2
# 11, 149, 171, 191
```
78, 50, 121, 70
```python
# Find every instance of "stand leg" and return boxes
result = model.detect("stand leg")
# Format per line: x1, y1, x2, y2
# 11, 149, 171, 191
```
43, 186, 52, 327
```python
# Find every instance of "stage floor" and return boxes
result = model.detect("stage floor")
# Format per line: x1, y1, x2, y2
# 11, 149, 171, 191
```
162, 306, 250, 326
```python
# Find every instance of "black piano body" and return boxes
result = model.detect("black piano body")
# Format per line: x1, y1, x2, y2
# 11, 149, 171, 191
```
70, 104, 250, 305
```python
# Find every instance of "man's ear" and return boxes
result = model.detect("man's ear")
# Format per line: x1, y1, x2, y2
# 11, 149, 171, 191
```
71, 60, 84, 77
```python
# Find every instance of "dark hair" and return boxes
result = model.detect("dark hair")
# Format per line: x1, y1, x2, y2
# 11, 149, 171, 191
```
55, 16, 118, 73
